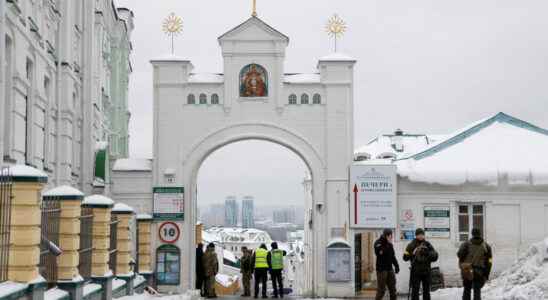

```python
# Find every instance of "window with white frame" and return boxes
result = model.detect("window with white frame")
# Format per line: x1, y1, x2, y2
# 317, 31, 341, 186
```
187, 94, 195, 104
288, 94, 297, 105
211, 94, 219, 104
313, 93, 321, 104
301, 93, 309, 104
458, 204, 485, 242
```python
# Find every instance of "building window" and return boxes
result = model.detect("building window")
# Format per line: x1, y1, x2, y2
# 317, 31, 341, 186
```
187, 94, 195, 104
211, 94, 219, 104
199, 93, 207, 104
313, 94, 321, 104
288, 94, 297, 105
26, 58, 34, 81
301, 94, 309, 104
156, 245, 180, 285
458, 204, 485, 242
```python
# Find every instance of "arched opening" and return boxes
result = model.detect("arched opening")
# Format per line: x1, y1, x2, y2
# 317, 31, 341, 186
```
195, 140, 312, 296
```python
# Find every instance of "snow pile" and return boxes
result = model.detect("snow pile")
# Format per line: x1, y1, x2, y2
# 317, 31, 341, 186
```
7, 165, 47, 179
188, 73, 224, 83
43, 185, 84, 197
112, 203, 135, 213
215, 274, 239, 288
284, 73, 320, 84
481, 238, 548, 300
83, 194, 114, 206
432, 238, 548, 300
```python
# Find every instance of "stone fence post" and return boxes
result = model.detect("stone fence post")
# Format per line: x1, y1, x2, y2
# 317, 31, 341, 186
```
136, 214, 153, 285
83, 194, 114, 300
112, 203, 135, 295
43, 185, 85, 299
7, 165, 48, 297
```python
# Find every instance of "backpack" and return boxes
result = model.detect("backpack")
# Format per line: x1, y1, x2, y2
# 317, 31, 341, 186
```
460, 242, 487, 281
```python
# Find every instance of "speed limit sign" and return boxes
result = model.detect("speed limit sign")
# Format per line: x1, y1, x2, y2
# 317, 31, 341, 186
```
159, 222, 180, 243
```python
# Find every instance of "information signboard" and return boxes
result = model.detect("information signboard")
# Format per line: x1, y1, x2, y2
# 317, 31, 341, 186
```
424, 206, 450, 238
326, 247, 352, 282
153, 187, 184, 220
350, 164, 397, 228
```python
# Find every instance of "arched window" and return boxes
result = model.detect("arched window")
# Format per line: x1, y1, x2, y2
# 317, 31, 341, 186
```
199, 93, 207, 104
211, 94, 219, 104
288, 94, 297, 105
239, 64, 268, 97
301, 94, 309, 104
187, 94, 195, 104
313, 93, 321, 104
156, 245, 180, 285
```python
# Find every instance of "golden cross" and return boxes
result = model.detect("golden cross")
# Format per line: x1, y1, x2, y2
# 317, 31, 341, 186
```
252, 0, 257, 17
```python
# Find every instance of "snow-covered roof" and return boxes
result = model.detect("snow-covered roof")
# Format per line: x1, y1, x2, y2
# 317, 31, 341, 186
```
319, 52, 356, 62
43, 185, 84, 199
223, 249, 237, 263
112, 203, 135, 213
188, 73, 224, 84
83, 194, 114, 207
355, 132, 447, 161
396, 112, 548, 185
150, 53, 192, 63
136, 213, 153, 220
6, 165, 48, 182
283, 73, 321, 84
112, 158, 152, 171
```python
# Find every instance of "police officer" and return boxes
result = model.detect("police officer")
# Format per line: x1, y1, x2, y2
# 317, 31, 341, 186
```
252, 244, 269, 298
268, 242, 287, 298
403, 228, 438, 300
203, 243, 219, 298
240, 246, 254, 297
458, 228, 493, 300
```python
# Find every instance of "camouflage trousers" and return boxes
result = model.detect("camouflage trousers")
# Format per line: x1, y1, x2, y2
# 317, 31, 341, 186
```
205, 275, 217, 297
242, 272, 252, 296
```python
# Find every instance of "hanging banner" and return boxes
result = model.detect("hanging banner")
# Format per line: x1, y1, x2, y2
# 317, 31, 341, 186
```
153, 187, 184, 220
424, 206, 450, 238
350, 164, 397, 228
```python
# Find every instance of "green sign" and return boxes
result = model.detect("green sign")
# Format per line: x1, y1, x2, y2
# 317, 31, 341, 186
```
153, 187, 184, 220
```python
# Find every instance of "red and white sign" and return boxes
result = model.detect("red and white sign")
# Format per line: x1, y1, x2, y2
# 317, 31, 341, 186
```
158, 221, 180, 243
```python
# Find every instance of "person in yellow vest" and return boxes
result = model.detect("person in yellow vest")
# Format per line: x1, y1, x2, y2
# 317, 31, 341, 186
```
252, 243, 269, 298
267, 242, 287, 298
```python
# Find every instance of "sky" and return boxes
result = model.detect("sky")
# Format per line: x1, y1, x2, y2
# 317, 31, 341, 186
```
115, 0, 548, 205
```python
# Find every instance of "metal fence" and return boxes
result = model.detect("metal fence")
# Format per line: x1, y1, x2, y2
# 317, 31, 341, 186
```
0, 168, 12, 283
109, 215, 119, 274
39, 197, 61, 283
79, 206, 94, 281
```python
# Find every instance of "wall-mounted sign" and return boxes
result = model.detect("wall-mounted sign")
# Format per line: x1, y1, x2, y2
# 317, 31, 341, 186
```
153, 187, 184, 220
159, 221, 180, 244
424, 206, 450, 239
400, 209, 416, 240
350, 164, 397, 228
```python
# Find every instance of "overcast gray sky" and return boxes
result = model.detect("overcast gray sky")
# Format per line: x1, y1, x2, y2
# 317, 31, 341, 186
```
115, 0, 548, 205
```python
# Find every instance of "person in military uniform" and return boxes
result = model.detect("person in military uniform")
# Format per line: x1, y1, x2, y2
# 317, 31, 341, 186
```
403, 228, 439, 300
240, 246, 254, 297
252, 243, 269, 298
458, 228, 493, 300
196, 243, 205, 296
374, 228, 400, 300
267, 242, 287, 298
203, 243, 219, 298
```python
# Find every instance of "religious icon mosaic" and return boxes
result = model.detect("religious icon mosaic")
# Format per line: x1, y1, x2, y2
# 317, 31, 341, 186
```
240, 64, 268, 97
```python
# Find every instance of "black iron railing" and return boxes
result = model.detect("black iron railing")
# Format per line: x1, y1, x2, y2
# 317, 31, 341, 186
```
39, 197, 61, 283
78, 206, 93, 281
109, 215, 119, 274
0, 168, 12, 283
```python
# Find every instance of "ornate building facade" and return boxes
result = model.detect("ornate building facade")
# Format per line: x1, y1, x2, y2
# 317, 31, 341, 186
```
0, 0, 133, 193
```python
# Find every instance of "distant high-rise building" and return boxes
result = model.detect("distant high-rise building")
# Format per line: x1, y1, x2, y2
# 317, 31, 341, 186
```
225, 196, 239, 226
273, 207, 296, 224
202, 204, 225, 227
242, 196, 255, 228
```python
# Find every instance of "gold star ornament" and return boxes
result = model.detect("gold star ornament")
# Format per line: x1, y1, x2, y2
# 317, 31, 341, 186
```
326, 14, 347, 52
163, 13, 183, 36
162, 13, 183, 54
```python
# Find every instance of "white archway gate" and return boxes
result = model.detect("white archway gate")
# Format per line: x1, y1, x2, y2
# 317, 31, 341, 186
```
150, 16, 356, 297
